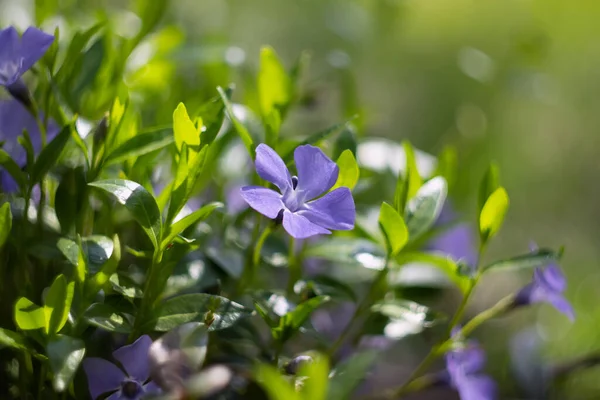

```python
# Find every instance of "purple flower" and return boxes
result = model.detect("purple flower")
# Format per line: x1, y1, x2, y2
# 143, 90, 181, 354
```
83, 335, 160, 400
444, 343, 496, 400
426, 203, 477, 267
240, 144, 355, 239
515, 263, 574, 321
0, 26, 54, 88
0, 99, 59, 192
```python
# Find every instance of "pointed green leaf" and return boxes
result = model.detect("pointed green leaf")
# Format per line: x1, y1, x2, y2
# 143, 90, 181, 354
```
31, 124, 72, 183
46, 335, 85, 392
328, 351, 378, 400
331, 149, 359, 191
258, 46, 292, 121
479, 187, 509, 242
14, 297, 45, 330
274, 296, 329, 342
162, 202, 223, 249
0, 202, 12, 248
393, 141, 423, 213
89, 179, 162, 249
299, 354, 329, 400
394, 252, 471, 293
404, 177, 448, 240
166, 142, 190, 224
82, 303, 132, 333
255, 364, 301, 400
105, 126, 174, 165
217, 86, 254, 156
173, 103, 201, 151
378, 202, 409, 256
0, 328, 32, 353
483, 248, 561, 272
0, 150, 27, 189
44, 274, 75, 335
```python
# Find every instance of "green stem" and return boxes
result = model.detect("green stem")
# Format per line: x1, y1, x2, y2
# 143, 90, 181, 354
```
238, 224, 273, 295
286, 237, 298, 295
459, 294, 515, 337
327, 255, 390, 358
131, 249, 163, 340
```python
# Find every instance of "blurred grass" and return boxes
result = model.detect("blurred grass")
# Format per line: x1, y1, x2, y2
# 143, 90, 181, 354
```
3, 0, 600, 396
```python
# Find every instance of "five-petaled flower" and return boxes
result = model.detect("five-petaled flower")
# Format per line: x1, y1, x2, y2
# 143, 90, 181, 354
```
83, 335, 160, 400
0, 26, 54, 88
0, 99, 59, 192
515, 261, 574, 321
240, 143, 355, 239
444, 341, 496, 400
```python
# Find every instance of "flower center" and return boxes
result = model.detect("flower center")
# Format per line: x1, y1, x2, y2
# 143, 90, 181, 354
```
121, 379, 143, 399
0, 58, 22, 85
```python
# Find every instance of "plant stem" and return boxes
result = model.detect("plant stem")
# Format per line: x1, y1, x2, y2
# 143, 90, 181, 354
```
286, 237, 298, 295
131, 249, 162, 340
238, 224, 273, 295
459, 294, 515, 337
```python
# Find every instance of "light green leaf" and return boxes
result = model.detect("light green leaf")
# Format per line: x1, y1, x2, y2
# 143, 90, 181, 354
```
273, 296, 329, 342
258, 46, 292, 121
162, 202, 223, 249
394, 252, 471, 293
0, 328, 32, 353
393, 141, 422, 213
378, 202, 409, 256
0, 202, 12, 248
14, 297, 45, 331
331, 150, 359, 191
173, 103, 201, 152
299, 354, 329, 400
404, 177, 448, 240
255, 364, 301, 400
46, 335, 85, 392
479, 187, 509, 242
31, 124, 72, 183
89, 179, 162, 249
44, 274, 75, 335
166, 142, 189, 225
104, 127, 174, 165
82, 303, 132, 333
483, 248, 561, 272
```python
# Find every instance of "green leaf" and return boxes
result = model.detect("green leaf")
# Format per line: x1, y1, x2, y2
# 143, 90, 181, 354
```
31, 124, 72, 183
273, 296, 329, 342
44, 274, 75, 335
162, 202, 223, 249
371, 299, 444, 339
173, 103, 201, 152
281, 120, 352, 163
258, 46, 292, 122
149, 322, 209, 377
82, 303, 132, 333
393, 141, 422, 213
68, 37, 104, 108
151, 294, 252, 332
89, 179, 162, 249
57, 235, 114, 276
294, 276, 356, 302
404, 177, 448, 240
255, 364, 301, 400
332, 125, 357, 161
303, 237, 386, 271
298, 354, 329, 400
217, 86, 254, 156
46, 335, 85, 392
166, 142, 190, 224
0, 150, 27, 189
0, 202, 12, 248
479, 187, 509, 242
330, 150, 359, 191
483, 248, 561, 272
0, 328, 32, 353
327, 351, 378, 400
478, 163, 500, 215
393, 252, 471, 293
14, 297, 45, 330
378, 202, 409, 256
104, 127, 174, 165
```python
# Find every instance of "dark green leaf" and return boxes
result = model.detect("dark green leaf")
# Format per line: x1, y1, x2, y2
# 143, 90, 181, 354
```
0, 328, 32, 353
89, 179, 162, 249
328, 351, 378, 400
54, 167, 86, 233
151, 294, 251, 332
58, 235, 114, 275
82, 303, 132, 333
281, 120, 352, 163
404, 177, 448, 240
478, 163, 500, 215
294, 276, 356, 302
105, 127, 174, 165
273, 296, 329, 342
31, 124, 71, 183
483, 248, 561, 272
0, 202, 12, 248
46, 335, 85, 392
69, 38, 104, 105
0, 150, 27, 189
304, 237, 387, 271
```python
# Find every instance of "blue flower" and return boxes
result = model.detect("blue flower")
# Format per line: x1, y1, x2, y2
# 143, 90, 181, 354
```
444, 342, 496, 400
0, 26, 54, 88
515, 262, 574, 321
83, 335, 160, 400
426, 203, 477, 267
241, 143, 355, 239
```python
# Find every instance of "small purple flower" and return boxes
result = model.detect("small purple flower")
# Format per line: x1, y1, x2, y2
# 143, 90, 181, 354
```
444, 342, 496, 400
0, 99, 59, 192
515, 263, 574, 321
83, 335, 160, 400
426, 203, 477, 267
0, 26, 54, 88
240, 144, 355, 239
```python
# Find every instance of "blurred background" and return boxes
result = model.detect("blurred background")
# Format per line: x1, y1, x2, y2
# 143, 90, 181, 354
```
2, 0, 600, 398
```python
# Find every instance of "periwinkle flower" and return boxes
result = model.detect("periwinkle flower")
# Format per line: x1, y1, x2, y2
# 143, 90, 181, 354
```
240, 144, 355, 239
515, 262, 574, 321
444, 342, 496, 400
426, 203, 477, 267
0, 26, 54, 88
83, 335, 159, 400
0, 99, 59, 192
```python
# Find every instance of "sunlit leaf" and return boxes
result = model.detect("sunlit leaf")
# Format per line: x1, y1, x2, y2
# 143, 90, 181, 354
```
46, 335, 85, 392
404, 177, 448, 240
273, 296, 329, 342
372, 299, 444, 339
14, 297, 45, 331
82, 303, 131, 333
0, 202, 12, 248
331, 149, 359, 191
298, 354, 329, 400
173, 103, 201, 152
258, 46, 292, 122
378, 202, 409, 256
393, 141, 422, 213
162, 202, 223, 249
479, 187, 509, 242
255, 363, 301, 400
44, 274, 75, 335
0, 328, 33, 353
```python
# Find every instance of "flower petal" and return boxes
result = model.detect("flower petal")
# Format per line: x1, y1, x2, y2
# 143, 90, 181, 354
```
19, 27, 54, 72
82, 358, 125, 400
536, 265, 566, 292
300, 187, 355, 230
456, 374, 496, 400
255, 143, 292, 193
426, 224, 477, 267
0, 27, 21, 86
113, 335, 152, 382
545, 292, 575, 321
282, 209, 330, 239
458, 346, 486, 374
240, 186, 284, 219
294, 145, 338, 200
